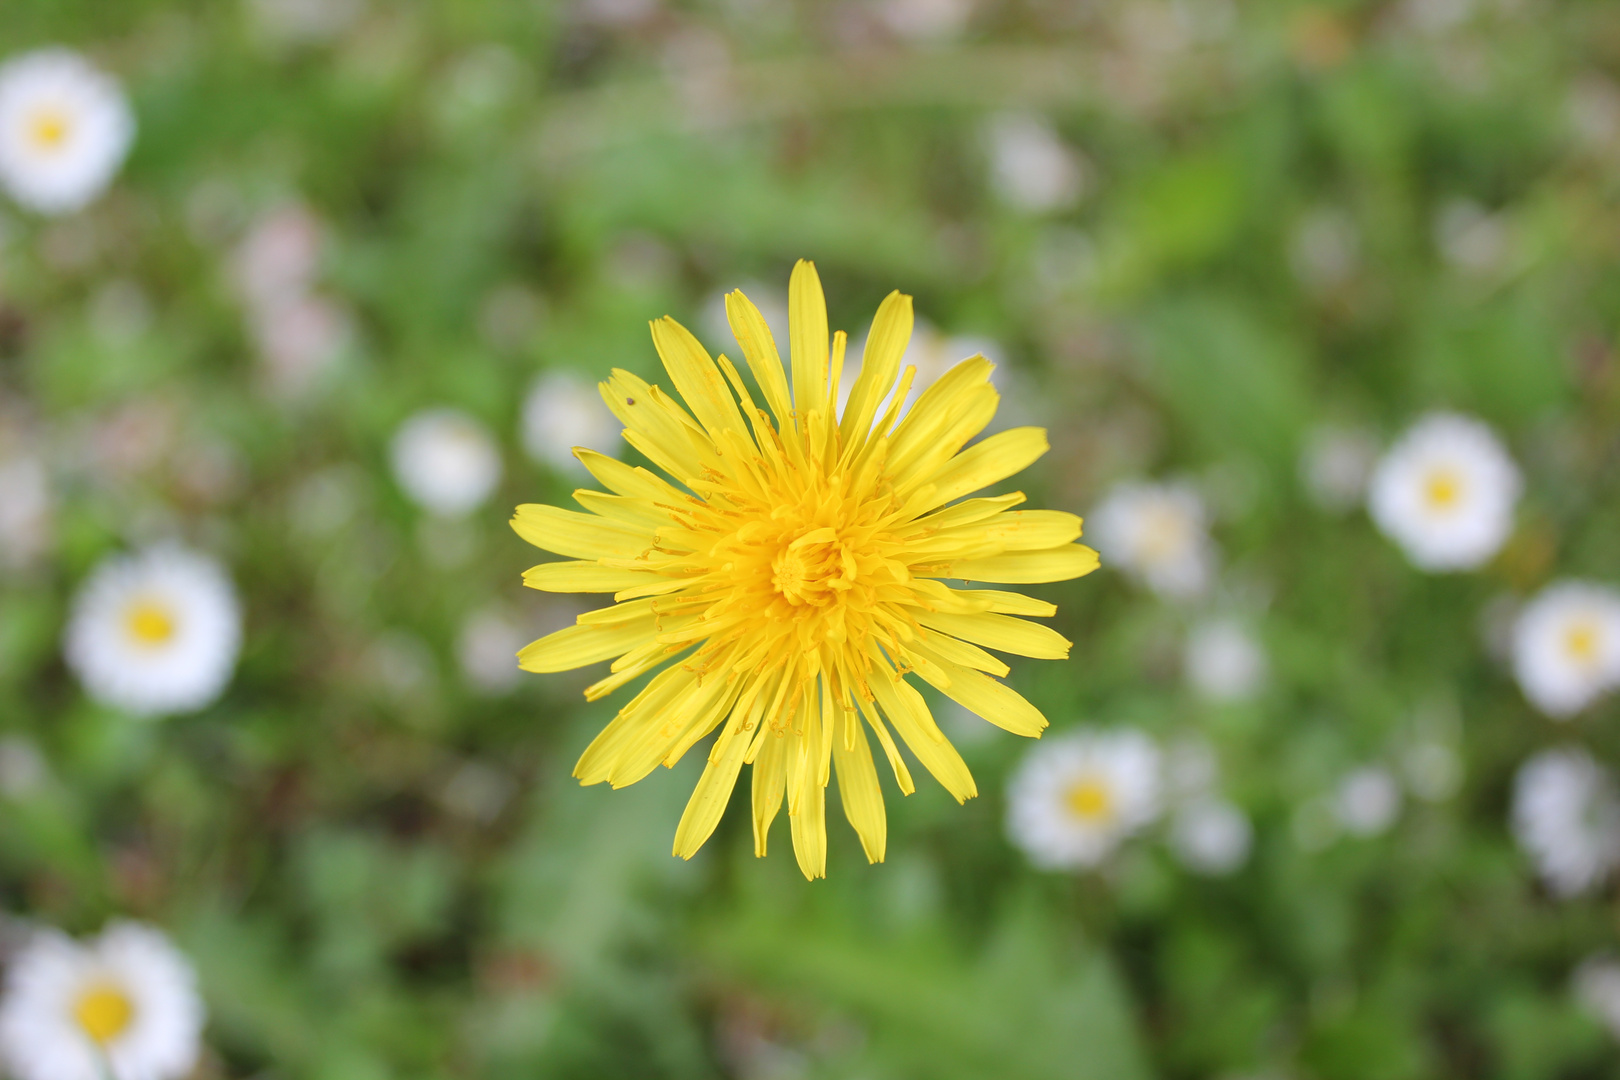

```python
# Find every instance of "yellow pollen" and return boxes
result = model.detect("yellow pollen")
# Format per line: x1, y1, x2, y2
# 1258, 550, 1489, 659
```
1565, 621, 1601, 665
1064, 776, 1113, 822
28, 107, 71, 151
73, 982, 135, 1045
1424, 469, 1462, 510
124, 599, 177, 646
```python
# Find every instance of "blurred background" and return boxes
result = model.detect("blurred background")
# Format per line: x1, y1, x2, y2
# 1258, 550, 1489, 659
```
3, 0, 1620, 1076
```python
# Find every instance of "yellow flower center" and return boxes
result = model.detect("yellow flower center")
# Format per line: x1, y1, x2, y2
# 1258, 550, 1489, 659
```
73, 982, 135, 1045
28, 106, 72, 151
1064, 776, 1113, 822
1423, 468, 1463, 510
1565, 621, 1601, 665
124, 599, 178, 646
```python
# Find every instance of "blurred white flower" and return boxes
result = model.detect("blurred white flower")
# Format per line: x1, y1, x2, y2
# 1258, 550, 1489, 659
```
457, 606, 526, 695
248, 0, 366, 44
1006, 727, 1161, 870
64, 546, 242, 717
1333, 766, 1402, 837
1573, 954, 1620, 1042
984, 112, 1086, 215
1567, 75, 1620, 154
1299, 425, 1378, 512
0, 735, 48, 800
1513, 746, 1620, 897
1511, 581, 1620, 719
0, 452, 52, 572
1434, 199, 1511, 275
1184, 618, 1267, 703
390, 408, 502, 518
1162, 734, 1219, 803
0, 921, 203, 1080
0, 49, 133, 215
1289, 206, 1361, 292
1401, 740, 1463, 802
250, 293, 352, 399
1367, 412, 1520, 572
1170, 798, 1252, 875
521, 371, 621, 474
878, 0, 974, 42
1089, 480, 1215, 600
232, 202, 324, 309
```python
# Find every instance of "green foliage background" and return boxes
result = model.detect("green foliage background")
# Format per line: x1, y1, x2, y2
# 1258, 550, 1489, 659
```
3, 0, 1620, 1076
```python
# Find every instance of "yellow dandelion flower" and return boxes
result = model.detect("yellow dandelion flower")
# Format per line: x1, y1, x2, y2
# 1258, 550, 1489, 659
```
513, 260, 1099, 879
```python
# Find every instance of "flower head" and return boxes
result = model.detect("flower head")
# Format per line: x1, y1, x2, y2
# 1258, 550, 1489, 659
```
0, 921, 203, 1080
0, 49, 133, 215
64, 546, 242, 717
1513, 746, 1620, 897
513, 261, 1098, 878
391, 407, 503, 518
1367, 412, 1520, 571
1005, 727, 1161, 870
1089, 480, 1214, 599
1512, 581, 1620, 719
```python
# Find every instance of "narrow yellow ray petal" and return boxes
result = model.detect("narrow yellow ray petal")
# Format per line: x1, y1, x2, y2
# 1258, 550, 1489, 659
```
517, 617, 656, 673
574, 448, 688, 504
854, 691, 914, 795
915, 610, 1072, 659
788, 259, 829, 423
523, 561, 666, 594
838, 290, 913, 445
650, 316, 749, 439
752, 727, 788, 857
958, 589, 1059, 617
902, 492, 1026, 534
938, 510, 1082, 551
920, 426, 1050, 513
789, 746, 828, 880
867, 664, 977, 803
572, 490, 673, 530
672, 713, 751, 860
511, 504, 654, 560
725, 289, 794, 430
907, 642, 1049, 738
833, 710, 886, 863
943, 544, 1101, 584
574, 664, 695, 785
912, 630, 1010, 677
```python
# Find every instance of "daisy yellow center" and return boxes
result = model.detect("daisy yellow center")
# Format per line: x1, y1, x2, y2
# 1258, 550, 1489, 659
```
1565, 621, 1601, 665
511, 260, 1102, 879
73, 982, 135, 1045
1064, 776, 1114, 822
1137, 504, 1188, 563
1423, 468, 1463, 510
27, 106, 72, 151
124, 599, 177, 646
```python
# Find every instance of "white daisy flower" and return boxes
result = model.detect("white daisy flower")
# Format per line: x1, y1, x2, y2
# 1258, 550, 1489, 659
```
0, 50, 134, 215
1006, 727, 1162, 870
1169, 797, 1252, 876
1512, 746, 1620, 897
0, 920, 203, 1080
1333, 765, 1402, 837
1366, 412, 1521, 571
1511, 581, 1620, 719
1089, 480, 1215, 600
520, 371, 622, 474
456, 606, 526, 696
984, 112, 1086, 214
1299, 424, 1378, 512
64, 546, 242, 717
1184, 618, 1268, 703
390, 407, 502, 518
1573, 954, 1620, 1042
